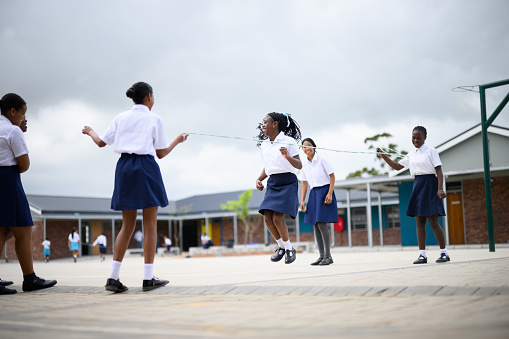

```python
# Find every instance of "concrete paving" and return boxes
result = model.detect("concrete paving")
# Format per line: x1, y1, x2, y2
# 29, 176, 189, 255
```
1, 246, 508, 338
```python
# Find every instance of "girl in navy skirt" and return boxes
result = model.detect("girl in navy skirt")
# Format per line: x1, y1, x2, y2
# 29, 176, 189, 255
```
0, 93, 57, 295
82, 82, 188, 292
299, 138, 338, 266
256, 112, 302, 264
377, 126, 449, 264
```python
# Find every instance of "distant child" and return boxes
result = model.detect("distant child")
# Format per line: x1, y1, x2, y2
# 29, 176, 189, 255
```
163, 235, 172, 255
201, 233, 213, 249
68, 228, 80, 262
256, 112, 302, 264
299, 138, 338, 266
92, 232, 107, 261
42, 237, 51, 263
377, 126, 449, 264
82, 82, 188, 293
0, 93, 56, 295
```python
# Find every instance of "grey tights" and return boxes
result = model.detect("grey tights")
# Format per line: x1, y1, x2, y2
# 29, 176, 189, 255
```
314, 222, 331, 258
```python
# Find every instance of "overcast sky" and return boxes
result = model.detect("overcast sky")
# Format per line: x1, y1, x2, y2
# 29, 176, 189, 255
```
1, 0, 508, 201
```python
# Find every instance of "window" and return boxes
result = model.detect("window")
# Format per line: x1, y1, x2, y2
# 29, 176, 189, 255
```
351, 208, 367, 231
386, 205, 400, 229
284, 215, 296, 235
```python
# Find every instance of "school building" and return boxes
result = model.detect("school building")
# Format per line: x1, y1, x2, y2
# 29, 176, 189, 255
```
3, 124, 508, 261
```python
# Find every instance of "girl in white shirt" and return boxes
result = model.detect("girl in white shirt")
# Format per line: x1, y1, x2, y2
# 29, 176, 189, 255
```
377, 126, 449, 264
68, 229, 80, 262
0, 93, 56, 294
82, 82, 188, 292
256, 112, 302, 264
299, 138, 338, 266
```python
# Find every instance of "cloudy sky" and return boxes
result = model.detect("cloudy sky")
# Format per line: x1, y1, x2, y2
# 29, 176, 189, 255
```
1, 0, 508, 201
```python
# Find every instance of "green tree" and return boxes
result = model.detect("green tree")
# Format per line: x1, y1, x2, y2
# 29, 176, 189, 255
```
346, 132, 407, 178
221, 189, 260, 245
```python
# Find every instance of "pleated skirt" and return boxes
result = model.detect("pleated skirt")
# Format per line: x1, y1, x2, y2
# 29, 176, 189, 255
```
259, 172, 299, 219
406, 174, 446, 217
111, 154, 169, 211
304, 184, 338, 224
0, 166, 33, 227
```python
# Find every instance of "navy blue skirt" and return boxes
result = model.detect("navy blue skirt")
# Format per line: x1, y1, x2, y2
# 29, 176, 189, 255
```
406, 174, 446, 217
111, 154, 169, 211
304, 185, 338, 224
0, 166, 33, 227
259, 173, 299, 219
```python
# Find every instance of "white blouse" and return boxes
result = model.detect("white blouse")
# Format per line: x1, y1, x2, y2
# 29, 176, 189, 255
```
100, 105, 170, 157
261, 132, 300, 176
399, 143, 442, 177
0, 115, 29, 166
299, 153, 335, 189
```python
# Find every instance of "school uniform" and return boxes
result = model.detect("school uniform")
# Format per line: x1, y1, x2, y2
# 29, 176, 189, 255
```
93, 234, 107, 254
69, 232, 80, 251
0, 115, 33, 227
258, 132, 300, 218
42, 240, 51, 256
100, 104, 170, 210
299, 153, 338, 225
399, 144, 446, 217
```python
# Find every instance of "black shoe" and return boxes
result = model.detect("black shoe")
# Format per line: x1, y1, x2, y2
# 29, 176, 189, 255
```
0, 285, 17, 295
22, 275, 57, 292
285, 249, 296, 264
142, 277, 169, 292
436, 253, 451, 263
74, 257, 77, 263
310, 257, 324, 266
319, 256, 333, 266
0, 278, 13, 286
105, 278, 128, 293
413, 255, 427, 264
271, 247, 285, 262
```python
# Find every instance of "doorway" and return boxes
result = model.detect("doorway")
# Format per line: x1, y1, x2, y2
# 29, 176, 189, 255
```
447, 192, 465, 244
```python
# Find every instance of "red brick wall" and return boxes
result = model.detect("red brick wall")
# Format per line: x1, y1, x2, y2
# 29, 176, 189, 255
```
463, 176, 509, 244
334, 229, 401, 247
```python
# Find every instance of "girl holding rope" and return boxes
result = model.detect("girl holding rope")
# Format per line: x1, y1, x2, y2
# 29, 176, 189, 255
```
256, 112, 302, 264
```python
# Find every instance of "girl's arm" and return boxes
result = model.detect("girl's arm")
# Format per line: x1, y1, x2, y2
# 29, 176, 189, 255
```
156, 133, 189, 159
436, 165, 446, 199
376, 147, 404, 171
300, 180, 308, 212
279, 147, 302, 169
325, 173, 335, 204
256, 169, 267, 191
82, 126, 106, 147
17, 154, 30, 173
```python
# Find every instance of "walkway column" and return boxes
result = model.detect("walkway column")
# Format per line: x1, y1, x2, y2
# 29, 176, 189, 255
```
233, 216, 238, 245
378, 191, 383, 247
366, 183, 373, 247
346, 189, 352, 247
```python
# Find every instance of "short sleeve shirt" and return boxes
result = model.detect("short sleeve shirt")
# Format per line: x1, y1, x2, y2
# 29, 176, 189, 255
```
299, 153, 335, 189
260, 132, 300, 176
100, 105, 170, 156
0, 115, 29, 166
69, 233, 80, 242
398, 144, 442, 177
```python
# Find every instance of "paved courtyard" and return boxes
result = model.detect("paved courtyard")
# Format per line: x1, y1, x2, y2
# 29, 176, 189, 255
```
1, 246, 508, 338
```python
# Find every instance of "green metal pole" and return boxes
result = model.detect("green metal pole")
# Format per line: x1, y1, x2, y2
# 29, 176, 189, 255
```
479, 86, 495, 252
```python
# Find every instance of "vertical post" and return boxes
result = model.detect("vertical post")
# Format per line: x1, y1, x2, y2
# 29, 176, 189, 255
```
480, 86, 495, 252
366, 183, 373, 247
179, 219, 183, 254
346, 189, 352, 247
296, 212, 301, 242
233, 215, 238, 245
442, 177, 450, 246
111, 218, 116, 254
43, 218, 47, 241
378, 191, 383, 247
78, 218, 82, 257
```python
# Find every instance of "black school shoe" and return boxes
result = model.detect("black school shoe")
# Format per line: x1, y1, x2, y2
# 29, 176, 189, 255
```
310, 257, 324, 266
271, 247, 285, 262
142, 277, 169, 292
436, 253, 451, 263
285, 249, 296, 264
0, 278, 14, 286
0, 285, 17, 295
22, 274, 57, 292
319, 256, 334, 266
413, 255, 427, 264
105, 278, 128, 293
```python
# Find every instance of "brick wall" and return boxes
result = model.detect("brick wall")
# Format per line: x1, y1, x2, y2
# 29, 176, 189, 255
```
334, 229, 401, 247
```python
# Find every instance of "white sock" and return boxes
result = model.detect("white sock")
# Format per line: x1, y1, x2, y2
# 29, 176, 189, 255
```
144, 263, 154, 281
276, 238, 284, 249
109, 260, 122, 280
440, 248, 448, 255
283, 240, 293, 251
419, 250, 426, 258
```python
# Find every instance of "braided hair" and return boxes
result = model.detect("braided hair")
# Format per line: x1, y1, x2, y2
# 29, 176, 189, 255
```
413, 126, 427, 137
256, 112, 302, 147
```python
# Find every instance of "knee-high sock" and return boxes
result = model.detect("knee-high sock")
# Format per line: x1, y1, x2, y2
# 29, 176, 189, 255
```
316, 222, 331, 257
314, 224, 325, 258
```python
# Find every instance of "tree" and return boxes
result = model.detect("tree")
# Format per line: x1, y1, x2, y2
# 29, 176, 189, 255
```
221, 189, 260, 245
346, 132, 408, 178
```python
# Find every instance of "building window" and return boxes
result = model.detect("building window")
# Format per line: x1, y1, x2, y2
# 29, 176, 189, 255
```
386, 205, 400, 229
351, 208, 367, 231
284, 215, 296, 235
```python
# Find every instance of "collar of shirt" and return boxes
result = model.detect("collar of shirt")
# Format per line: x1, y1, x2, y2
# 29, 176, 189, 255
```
414, 143, 429, 153
132, 104, 150, 113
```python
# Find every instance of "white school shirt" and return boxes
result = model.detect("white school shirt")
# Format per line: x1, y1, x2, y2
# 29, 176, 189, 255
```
398, 143, 442, 177
0, 115, 29, 166
99, 105, 170, 157
164, 238, 172, 246
299, 153, 335, 189
260, 132, 300, 176
68, 232, 80, 243
42, 240, 51, 249
93, 235, 107, 247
